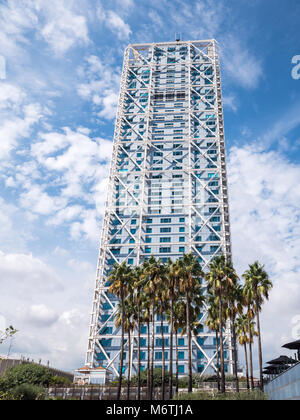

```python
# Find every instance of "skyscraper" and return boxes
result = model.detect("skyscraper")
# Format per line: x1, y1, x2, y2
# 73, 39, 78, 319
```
85, 40, 232, 378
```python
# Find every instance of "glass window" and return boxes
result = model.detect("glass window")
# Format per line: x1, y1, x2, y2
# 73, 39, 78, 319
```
161, 218, 171, 223
178, 338, 184, 346
160, 237, 171, 243
178, 365, 185, 374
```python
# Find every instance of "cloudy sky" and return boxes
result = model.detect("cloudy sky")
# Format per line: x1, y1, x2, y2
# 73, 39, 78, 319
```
0, 0, 300, 373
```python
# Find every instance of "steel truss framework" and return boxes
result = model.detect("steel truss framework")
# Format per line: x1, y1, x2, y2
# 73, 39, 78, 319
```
85, 40, 233, 378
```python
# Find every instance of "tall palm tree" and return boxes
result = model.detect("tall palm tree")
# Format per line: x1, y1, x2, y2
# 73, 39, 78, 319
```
132, 265, 146, 400
172, 300, 186, 395
108, 262, 132, 400
243, 284, 255, 389
156, 267, 168, 400
205, 255, 235, 393
141, 298, 151, 400
143, 256, 164, 399
165, 259, 181, 399
123, 298, 135, 400
177, 253, 205, 393
205, 295, 221, 391
226, 281, 243, 392
236, 314, 250, 390
243, 261, 273, 391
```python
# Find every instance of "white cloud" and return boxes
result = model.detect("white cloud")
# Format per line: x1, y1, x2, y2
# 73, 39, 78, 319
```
106, 11, 131, 40
228, 144, 300, 364
223, 94, 238, 112
39, 0, 90, 54
26, 304, 59, 327
0, 102, 43, 160
0, 0, 90, 56
77, 55, 121, 120
0, 247, 93, 369
0, 83, 26, 111
0, 251, 62, 297
97, 6, 131, 40
222, 36, 263, 89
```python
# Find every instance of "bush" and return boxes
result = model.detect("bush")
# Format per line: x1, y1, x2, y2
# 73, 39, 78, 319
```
174, 390, 268, 400
10, 384, 45, 400
0, 363, 52, 392
48, 375, 72, 387
130, 368, 171, 387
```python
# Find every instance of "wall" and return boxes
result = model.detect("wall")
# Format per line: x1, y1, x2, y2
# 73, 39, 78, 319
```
265, 362, 300, 400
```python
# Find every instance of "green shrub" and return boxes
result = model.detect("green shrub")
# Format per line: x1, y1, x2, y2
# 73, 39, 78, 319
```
48, 375, 72, 387
0, 363, 52, 392
10, 384, 45, 400
174, 390, 268, 400
130, 368, 171, 387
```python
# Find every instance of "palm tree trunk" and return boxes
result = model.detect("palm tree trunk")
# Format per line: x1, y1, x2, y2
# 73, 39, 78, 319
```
168, 301, 174, 400
127, 329, 131, 400
219, 291, 225, 393
161, 314, 165, 400
247, 307, 254, 390
215, 330, 220, 391
243, 342, 250, 390
117, 295, 125, 400
175, 329, 179, 394
186, 290, 193, 393
256, 305, 264, 391
137, 302, 141, 400
232, 313, 239, 393
147, 320, 150, 400
150, 303, 155, 399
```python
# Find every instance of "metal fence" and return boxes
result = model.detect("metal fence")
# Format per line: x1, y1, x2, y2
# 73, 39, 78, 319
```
46, 382, 257, 400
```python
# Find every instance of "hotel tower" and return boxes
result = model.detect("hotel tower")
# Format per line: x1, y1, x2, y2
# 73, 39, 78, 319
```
85, 40, 233, 378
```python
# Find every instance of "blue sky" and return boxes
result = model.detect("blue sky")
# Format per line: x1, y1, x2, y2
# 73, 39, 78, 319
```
0, 0, 300, 372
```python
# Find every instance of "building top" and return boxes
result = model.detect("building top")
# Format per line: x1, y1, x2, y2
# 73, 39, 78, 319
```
128, 39, 218, 48
76, 366, 112, 374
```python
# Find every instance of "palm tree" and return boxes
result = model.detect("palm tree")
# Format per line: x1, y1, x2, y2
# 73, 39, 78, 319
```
226, 280, 243, 392
236, 314, 250, 389
108, 262, 132, 400
123, 298, 135, 400
243, 261, 273, 391
143, 256, 164, 399
243, 284, 255, 389
172, 299, 186, 395
205, 255, 235, 393
205, 295, 221, 391
140, 298, 151, 400
165, 259, 181, 399
156, 268, 168, 400
132, 266, 146, 400
177, 253, 205, 393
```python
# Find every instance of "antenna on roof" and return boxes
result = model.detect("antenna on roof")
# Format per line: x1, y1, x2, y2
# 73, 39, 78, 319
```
175, 32, 182, 42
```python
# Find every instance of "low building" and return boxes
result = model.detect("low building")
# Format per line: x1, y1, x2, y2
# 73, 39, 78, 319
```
74, 366, 113, 385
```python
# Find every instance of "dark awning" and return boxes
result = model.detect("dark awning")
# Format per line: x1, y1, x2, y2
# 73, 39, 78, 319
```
282, 339, 300, 350
267, 355, 298, 365
263, 364, 289, 373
